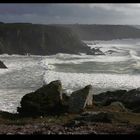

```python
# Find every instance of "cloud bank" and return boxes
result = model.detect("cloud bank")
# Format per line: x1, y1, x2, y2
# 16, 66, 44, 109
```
0, 4, 140, 25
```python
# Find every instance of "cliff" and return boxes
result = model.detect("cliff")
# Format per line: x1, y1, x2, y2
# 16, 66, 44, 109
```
64, 24, 140, 40
0, 23, 90, 55
1, 23, 140, 55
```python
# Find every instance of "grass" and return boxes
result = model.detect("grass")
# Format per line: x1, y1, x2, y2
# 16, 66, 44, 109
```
0, 111, 79, 126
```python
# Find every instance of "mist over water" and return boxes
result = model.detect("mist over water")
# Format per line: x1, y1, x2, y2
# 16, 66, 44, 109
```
1, 39, 140, 112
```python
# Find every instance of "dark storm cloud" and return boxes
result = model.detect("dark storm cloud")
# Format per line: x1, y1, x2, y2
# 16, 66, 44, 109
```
0, 4, 140, 24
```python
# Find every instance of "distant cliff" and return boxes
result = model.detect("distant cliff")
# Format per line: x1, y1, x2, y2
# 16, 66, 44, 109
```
0, 23, 90, 55
1, 23, 140, 55
63, 24, 140, 40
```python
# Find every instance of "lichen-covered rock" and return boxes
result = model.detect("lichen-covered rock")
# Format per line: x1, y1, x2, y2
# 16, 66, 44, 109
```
68, 85, 93, 113
0, 60, 7, 68
17, 80, 68, 116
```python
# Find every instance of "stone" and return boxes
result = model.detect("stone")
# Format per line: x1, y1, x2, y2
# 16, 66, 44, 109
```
17, 80, 67, 116
94, 89, 140, 113
94, 90, 127, 106
121, 89, 140, 113
109, 102, 128, 112
68, 85, 93, 113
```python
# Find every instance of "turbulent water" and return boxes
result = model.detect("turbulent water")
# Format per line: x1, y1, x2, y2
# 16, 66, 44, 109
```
1, 39, 140, 113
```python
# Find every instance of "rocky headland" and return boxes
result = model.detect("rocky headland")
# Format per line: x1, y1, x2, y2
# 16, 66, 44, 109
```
0, 23, 104, 55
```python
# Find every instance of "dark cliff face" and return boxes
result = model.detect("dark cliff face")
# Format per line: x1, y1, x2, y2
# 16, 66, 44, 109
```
64, 24, 140, 40
0, 23, 89, 55
1, 23, 140, 55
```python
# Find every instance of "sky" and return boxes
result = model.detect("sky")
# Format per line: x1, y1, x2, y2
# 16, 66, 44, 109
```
0, 4, 140, 25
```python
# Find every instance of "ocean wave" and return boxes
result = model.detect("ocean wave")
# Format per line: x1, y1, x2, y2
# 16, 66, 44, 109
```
41, 53, 130, 70
43, 71, 140, 94
129, 50, 140, 60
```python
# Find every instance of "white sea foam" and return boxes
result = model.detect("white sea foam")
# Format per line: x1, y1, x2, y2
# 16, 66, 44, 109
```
0, 69, 9, 75
0, 54, 45, 58
44, 71, 140, 94
129, 50, 140, 60
40, 54, 130, 69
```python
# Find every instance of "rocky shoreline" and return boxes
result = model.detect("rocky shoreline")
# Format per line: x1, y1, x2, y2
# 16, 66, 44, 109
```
0, 80, 140, 134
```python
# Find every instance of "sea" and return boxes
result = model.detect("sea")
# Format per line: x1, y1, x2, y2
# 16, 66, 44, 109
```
1, 39, 140, 113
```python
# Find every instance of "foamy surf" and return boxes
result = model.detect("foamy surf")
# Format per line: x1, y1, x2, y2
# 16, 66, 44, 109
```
43, 71, 140, 95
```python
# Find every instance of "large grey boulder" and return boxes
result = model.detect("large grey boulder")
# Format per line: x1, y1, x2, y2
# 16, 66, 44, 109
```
68, 85, 93, 113
17, 80, 68, 116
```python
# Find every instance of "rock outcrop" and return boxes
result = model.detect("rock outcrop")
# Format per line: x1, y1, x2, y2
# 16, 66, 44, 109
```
17, 82, 94, 116
87, 48, 104, 55
121, 89, 140, 113
94, 90, 126, 106
94, 89, 140, 113
17, 80, 68, 116
68, 85, 93, 113
0, 61, 7, 68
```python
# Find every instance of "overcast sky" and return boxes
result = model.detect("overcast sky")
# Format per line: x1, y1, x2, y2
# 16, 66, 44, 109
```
0, 4, 140, 25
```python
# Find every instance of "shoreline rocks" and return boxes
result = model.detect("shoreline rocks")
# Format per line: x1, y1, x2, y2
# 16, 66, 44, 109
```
0, 80, 140, 134
68, 85, 93, 113
17, 81, 94, 116
94, 88, 140, 113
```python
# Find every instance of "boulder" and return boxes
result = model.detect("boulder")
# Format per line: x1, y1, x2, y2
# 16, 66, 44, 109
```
109, 102, 128, 112
121, 89, 140, 113
68, 85, 93, 113
86, 48, 104, 55
17, 80, 68, 116
94, 90, 127, 106
0, 60, 7, 68
94, 89, 140, 113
